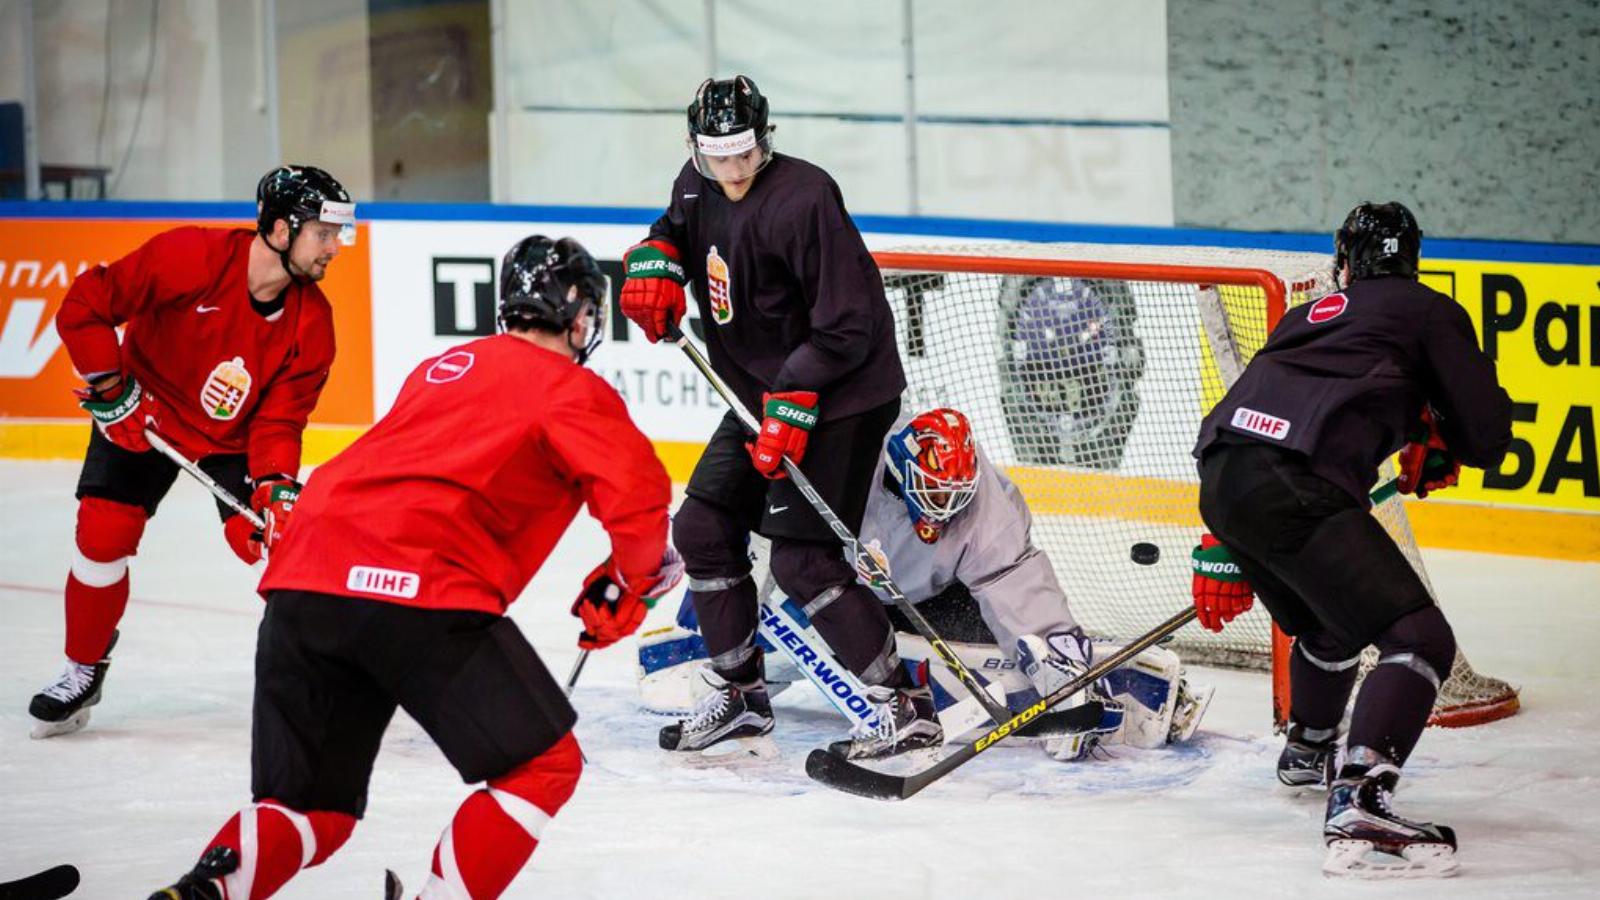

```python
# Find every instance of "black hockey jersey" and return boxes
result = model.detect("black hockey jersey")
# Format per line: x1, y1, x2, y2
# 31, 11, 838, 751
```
1193, 276, 1512, 504
647, 154, 905, 422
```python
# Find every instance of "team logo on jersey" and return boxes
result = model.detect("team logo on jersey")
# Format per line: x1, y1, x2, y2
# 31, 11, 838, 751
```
1231, 406, 1291, 440
426, 350, 475, 384
706, 245, 733, 324
346, 566, 421, 600
1307, 292, 1348, 324
200, 356, 253, 420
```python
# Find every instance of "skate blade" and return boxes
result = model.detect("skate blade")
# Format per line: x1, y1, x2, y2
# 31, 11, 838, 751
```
1322, 839, 1459, 879
673, 734, 781, 769
30, 708, 91, 740
1169, 683, 1215, 743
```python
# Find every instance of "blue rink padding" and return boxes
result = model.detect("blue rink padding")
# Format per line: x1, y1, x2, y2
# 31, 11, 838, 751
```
1, 200, 1593, 265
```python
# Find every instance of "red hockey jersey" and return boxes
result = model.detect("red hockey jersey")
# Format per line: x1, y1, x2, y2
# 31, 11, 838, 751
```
260, 334, 672, 616
55, 227, 335, 479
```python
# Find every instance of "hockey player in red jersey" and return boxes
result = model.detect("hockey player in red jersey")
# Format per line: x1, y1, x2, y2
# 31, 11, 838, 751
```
28, 165, 354, 739
147, 235, 680, 900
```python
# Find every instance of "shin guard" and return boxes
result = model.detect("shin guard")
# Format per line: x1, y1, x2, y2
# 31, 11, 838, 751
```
202, 800, 355, 899
64, 497, 145, 663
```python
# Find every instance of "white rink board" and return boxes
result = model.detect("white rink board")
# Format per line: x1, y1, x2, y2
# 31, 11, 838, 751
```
3, 459, 1599, 897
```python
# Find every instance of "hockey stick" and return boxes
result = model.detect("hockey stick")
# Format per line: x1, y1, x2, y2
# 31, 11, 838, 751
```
144, 429, 263, 529
806, 605, 1198, 800
564, 650, 590, 697
0, 864, 79, 900
666, 325, 1013, 726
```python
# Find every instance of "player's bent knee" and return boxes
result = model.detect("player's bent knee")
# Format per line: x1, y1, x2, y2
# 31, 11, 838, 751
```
1373, 605, 1456, 688
769, 540, 853, 608
75, 496, 147, 562
487, 732, 583, 819
672, 496, 750, 579
1296, 629, 1363, 673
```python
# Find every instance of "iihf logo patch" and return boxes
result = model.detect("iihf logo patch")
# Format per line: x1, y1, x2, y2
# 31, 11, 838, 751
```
200, 356, 252, 420
1307, 292, 1348, 324
426, 350, 475, 384
707, 245, 733, 325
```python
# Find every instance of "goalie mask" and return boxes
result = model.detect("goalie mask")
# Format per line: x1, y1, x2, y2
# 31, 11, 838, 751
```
886, 408, 979, 543
256, 165, 356, 276
1334, 200, 1421, 287
498, 235, 608, 366
687, 75, 775, 184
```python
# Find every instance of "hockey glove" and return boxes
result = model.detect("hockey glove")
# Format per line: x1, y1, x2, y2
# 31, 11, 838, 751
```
250, 476, 302, 553
573, 547, 685, 650
1190, 533, 1254, 633
75, 373, 159, 454
223, 513, 263, 565
746, 391, 819, 480
1397, 407, 1460, 499
620, 240, 687, 343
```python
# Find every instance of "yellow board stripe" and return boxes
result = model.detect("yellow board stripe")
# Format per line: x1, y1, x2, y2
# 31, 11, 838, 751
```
3, 422, 1594, 561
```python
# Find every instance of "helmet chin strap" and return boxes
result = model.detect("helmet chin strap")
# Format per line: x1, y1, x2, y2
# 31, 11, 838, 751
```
263, 223, 305, 281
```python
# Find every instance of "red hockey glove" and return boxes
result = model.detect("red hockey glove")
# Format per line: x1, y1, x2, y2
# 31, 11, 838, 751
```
250, 476, 302, 553
223, 513, 263, 565
75, 373, 159, 454
1397, 407, 1460, 499
620, 240, 687, 343
1191, 533, 1254, 633
572, 548, 685, 650
746, 391, 819, 480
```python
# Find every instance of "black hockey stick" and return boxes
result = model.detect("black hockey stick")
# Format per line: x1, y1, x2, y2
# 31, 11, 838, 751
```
564, 650, 590, 697
806, 605, 1198, 800
666, 325, 1013, 726
0, 864, 79, 900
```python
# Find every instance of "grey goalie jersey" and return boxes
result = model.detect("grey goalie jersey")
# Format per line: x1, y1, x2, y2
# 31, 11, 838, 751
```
857, 429, 1079, 652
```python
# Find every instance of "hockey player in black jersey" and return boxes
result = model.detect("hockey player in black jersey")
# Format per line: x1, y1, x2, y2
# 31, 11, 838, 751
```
620, 76, 928, 760
1191, 201, 1512, 877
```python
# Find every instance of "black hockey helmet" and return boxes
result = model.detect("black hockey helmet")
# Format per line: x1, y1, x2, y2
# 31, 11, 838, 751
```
1334, 201, 1421, 286
498, 235, 608, 365
256, 165, 356, 275
686, 75, 775, 180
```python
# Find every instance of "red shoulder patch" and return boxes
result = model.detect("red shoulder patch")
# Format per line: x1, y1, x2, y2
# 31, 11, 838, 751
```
1307, 293, 1348, 324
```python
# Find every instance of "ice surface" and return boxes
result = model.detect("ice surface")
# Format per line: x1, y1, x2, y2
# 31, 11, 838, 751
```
2, 459, 1598, 897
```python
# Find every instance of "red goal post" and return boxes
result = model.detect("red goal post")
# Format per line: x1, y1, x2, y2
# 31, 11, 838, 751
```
869, 243, 1519, 730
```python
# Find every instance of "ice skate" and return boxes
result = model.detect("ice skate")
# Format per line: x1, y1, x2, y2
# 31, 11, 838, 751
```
828, 684, 942, 761
1278, 721, 1338, 788
384, 869, 404, 900
147, 846, 238, 900
29, 630, 118, 739
658, 667, 777, 763
1322, 764, 1458, 878
1167, 678, 1214, 743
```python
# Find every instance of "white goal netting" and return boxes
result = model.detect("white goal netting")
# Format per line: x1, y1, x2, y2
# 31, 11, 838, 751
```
875, 241, 1518, 727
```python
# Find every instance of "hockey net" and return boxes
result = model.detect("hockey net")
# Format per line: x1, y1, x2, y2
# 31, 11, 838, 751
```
873, 242, 1519, 729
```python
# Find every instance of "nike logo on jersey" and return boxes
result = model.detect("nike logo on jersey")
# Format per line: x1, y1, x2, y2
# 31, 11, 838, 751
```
768, 504, 789, 515
682, 193, 698, 199
196, 305, 221, 314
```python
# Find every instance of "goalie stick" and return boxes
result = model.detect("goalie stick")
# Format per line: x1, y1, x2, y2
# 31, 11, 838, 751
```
666, 325, 1013, 727
805, 605, 1198, 800
144, 429, 264, 530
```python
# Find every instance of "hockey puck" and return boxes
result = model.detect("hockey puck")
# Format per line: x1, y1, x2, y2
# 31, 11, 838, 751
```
1130, 542, 1161, 566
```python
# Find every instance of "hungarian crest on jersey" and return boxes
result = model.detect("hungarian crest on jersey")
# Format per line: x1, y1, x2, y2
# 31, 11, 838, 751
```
201, 356, 253, 420
706, 245, 733, 324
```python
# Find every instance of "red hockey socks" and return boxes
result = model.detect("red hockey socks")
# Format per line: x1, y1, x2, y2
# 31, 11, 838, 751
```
63, 497, 145, 663
201, 800, 356, 899
421, 732, 583, 899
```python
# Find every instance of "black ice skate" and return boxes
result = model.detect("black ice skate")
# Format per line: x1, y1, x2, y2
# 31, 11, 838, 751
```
29, 629, 118, 739
1278, 721, 1338, 788
658, 668, 776, 761
828, 684, 943, 761
1323, 763, 1458, 878
148, 845, 238, 900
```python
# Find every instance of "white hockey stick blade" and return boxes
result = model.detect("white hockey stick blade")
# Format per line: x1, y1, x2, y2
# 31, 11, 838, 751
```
1322, 839, 1459, 879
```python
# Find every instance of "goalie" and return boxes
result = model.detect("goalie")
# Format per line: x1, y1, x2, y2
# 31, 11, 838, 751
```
642, 407, 1212, 761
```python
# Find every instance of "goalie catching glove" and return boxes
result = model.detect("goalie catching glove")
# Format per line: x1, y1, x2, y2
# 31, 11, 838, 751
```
620, 240, 687, 343
573, 547, 685, 649
747, 391, 819, 479
76, 372, 160, 454
1397, 406, 1459, 499
1191, 533, 1254, 632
